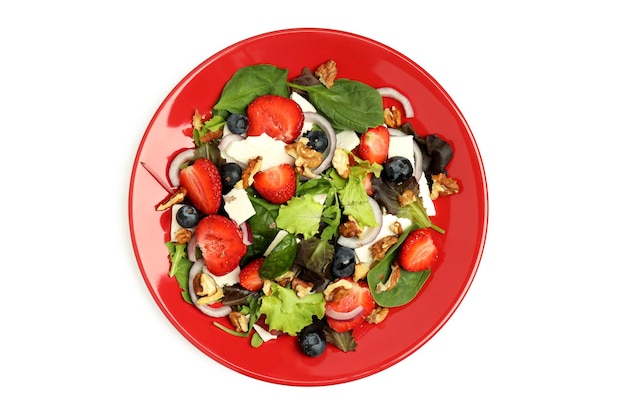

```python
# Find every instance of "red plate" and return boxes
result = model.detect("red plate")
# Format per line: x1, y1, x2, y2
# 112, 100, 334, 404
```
128, 28, 488, 386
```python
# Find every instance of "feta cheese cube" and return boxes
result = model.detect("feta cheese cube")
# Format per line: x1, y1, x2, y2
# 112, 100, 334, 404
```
223, 187, 256, 225
387, 134, 415, 169
336, 130, 361, 152
223, 133, 294, 169
418, 172, 436, 216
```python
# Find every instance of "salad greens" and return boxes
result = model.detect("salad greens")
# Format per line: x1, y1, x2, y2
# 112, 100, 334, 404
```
163, 62, 456, 354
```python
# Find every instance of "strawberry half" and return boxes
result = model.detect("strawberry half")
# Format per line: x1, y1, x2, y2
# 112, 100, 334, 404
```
195, 214, 247, 276
398, 228, 439, 272
253, 164, 297, 204
178, 157, 222, 215
356, 125, 390, 164
325, 279, 376, 333
238, 258, 265, 292
247, 95, 304, 143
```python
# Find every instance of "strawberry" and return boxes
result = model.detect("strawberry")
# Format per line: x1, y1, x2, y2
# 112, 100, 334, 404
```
178, 157, 222, 215
356, 125, 390, 164
325, 279, 376, 333
238, 258, 265, 292
247, 95, 304, 143
253, 164, 296, 204
398, 228, 439, 272
194, 214, 247, 276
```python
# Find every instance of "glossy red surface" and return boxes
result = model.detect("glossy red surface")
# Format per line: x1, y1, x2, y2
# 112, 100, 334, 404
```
128, 28, 488, 386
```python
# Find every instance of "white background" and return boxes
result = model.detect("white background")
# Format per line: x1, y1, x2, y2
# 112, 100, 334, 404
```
2, 1, 624, 415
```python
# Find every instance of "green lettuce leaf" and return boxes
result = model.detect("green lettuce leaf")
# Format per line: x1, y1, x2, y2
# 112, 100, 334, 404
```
339, 175, 378, 227
275, 194, 324, 239
259, 283, 325, 336
165, 242, 192, 304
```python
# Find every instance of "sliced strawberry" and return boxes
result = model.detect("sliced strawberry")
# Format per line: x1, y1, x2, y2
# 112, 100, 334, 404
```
356, 125, 390, 164
325, 279, 376, 333
398, 228, 439, 272
253, 164, 296, 204
247, 95, 304, 143
239, 258, 265, 292
195, 214, 247, 276
178, 157, 222, 215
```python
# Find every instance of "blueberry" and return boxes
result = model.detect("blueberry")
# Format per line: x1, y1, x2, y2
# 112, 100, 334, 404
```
219, 162, 242, 193
382, 156, 414, 183
298, 319, 326, 357
226, 113, 249, 135
303, 130, 328, 153
331, 245, 356, 278
175, 204, 201, 228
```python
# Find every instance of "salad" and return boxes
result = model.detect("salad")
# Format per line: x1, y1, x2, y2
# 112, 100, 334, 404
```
148, 60, 460, 357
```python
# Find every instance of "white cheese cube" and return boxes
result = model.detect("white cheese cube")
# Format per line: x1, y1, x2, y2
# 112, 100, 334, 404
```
263, 230, 289, 257
223, 187, 256, 225
204, 265, 241, 287
224, 133, 295, 169
291, 91, 316, 135
418, 172, 436, 216
335, 130, 361, 152
387, 134, 415, 169
170, 203, 196, 242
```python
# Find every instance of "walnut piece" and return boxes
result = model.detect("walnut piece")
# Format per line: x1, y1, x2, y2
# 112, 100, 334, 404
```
175, 228, 192, 244
238, 156, 262, 189
332, 149, 350, 179
315, 59, 337, 88
375, 261, 402, 293
390, 221, 404, 235
383, 106, 402, 128
353, 262, 370, 282
365, 307, 390, 324
323, 279, 353, 302
285, 141, 323, 179
228, 311, 249, 333
371, 236, 399, 260
292, 277, 314, 298
431, 173, 460, 199
156, 188, 186, 211
398, 189, 417, 207
338, 216, 363, 239
193, 273, 224, 305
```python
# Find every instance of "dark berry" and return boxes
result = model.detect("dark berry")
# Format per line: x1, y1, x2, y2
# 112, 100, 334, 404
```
331, 245, 356, 278
382, 156, 414, 183
219, 162, 242, 193
298, 318, 326, 357
175, 204, 201, 228
303, 130, 329, 153
226, 113, 249, 135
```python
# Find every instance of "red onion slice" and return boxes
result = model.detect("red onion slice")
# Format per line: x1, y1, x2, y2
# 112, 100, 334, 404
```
377, 87, 414, 118
325, 304, 364, 321
337, 197, 384, 249
217, 133, 245, 154
303, 112, 337, 175
168, 148, 196, 187
187, 234, 198, 263
188, 259, 232, 318
240, 222, 252, 246
412, 141, 424, 180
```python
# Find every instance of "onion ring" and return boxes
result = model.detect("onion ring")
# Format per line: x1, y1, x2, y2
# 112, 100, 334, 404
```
303, 112, 337, 175
168, 148, 196, 187
337, 197, 384, 249
187, 234, 198, 263
377, 87, 414, 118
325, 304, 364, 321
217, 133, 244, 154
187, 260, 232, 318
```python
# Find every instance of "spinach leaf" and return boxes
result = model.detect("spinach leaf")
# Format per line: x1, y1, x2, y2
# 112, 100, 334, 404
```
260, 233, 297, 279
366, 226, 431, 307
241, 192, 280, 264
213, 64, 290, 115
287, 79, 384, 132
